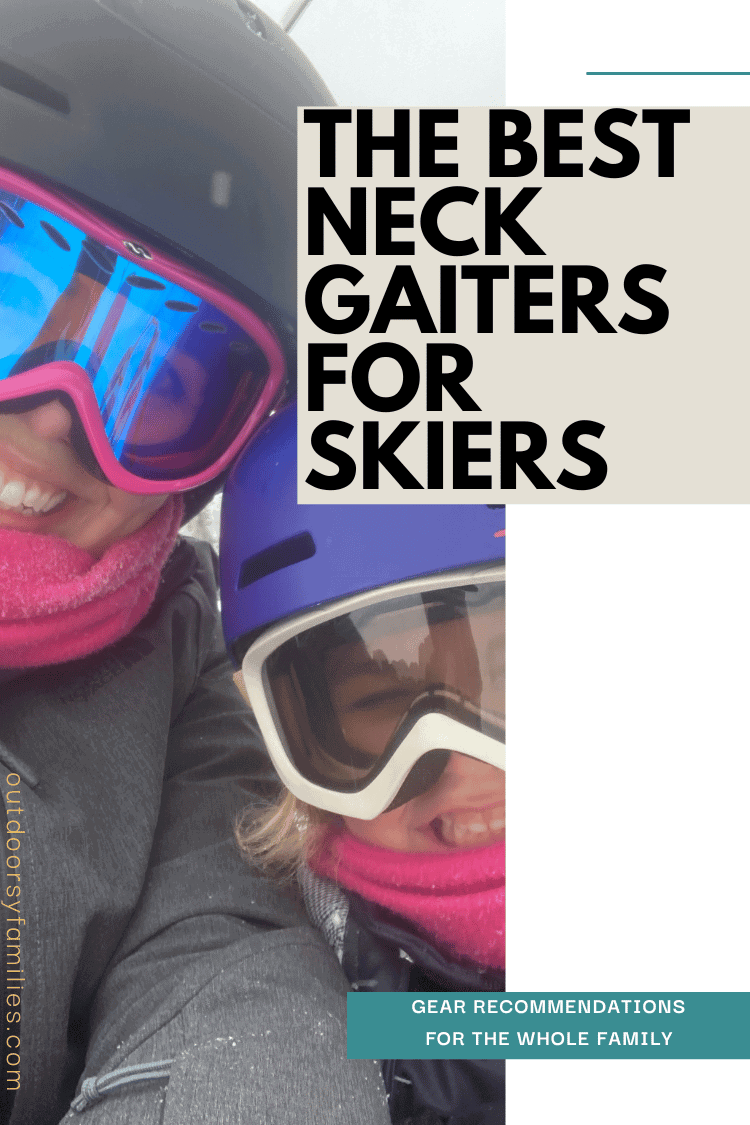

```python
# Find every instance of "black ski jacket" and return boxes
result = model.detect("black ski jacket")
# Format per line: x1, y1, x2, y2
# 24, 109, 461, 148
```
302, 870, 504, 1125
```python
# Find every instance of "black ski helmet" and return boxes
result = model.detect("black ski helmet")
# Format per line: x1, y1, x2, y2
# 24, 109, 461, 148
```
0, 0, 334, 519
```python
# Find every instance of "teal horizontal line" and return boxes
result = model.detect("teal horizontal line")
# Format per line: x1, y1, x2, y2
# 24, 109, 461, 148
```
587, 71, 750, 75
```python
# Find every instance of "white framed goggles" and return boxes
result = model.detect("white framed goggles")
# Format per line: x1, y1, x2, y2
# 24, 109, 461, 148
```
241, 564, 505, 819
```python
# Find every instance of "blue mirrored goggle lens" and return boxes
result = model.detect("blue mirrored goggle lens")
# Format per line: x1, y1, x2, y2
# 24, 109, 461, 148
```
0, 192, 271, 480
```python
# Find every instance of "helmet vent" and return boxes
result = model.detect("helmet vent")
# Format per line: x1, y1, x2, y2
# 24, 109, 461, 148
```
239, 531, 316, 589
0, 61, 69, 115
235, 1, 268, 41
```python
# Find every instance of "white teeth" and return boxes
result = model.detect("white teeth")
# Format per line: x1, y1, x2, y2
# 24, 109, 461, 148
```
0, 481, 24, 507
436, 805, 505, 847
23, 484, 42, 510
0, 467, 68, 515
42, 491, 67, 513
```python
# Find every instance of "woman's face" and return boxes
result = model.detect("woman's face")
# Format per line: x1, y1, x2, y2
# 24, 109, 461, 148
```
0, 397, 167, 556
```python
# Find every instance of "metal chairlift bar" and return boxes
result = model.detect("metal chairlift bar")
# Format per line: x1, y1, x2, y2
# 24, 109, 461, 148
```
281, 0, 315, 33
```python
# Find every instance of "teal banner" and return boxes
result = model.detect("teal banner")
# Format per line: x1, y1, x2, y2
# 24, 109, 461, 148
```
347, 993, 750, 1059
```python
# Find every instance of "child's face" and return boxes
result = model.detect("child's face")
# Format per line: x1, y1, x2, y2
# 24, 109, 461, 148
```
329, 593, 505, 851
342, 752, 504, 853
325, 595, 503, 755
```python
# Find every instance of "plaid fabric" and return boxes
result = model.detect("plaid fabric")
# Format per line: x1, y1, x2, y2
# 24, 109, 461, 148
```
298, 866, 350, 964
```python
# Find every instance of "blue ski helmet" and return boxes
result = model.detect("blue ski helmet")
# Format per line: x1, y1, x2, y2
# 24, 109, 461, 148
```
220, 404, 506, 663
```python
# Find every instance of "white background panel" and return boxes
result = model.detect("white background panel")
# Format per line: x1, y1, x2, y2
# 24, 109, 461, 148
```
507, 0, 750, 105
507, 505, 750, 1122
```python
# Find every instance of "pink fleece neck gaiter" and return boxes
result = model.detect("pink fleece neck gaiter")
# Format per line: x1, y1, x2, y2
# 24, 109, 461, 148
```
0, 496, 183, 668
311, 827, 505, 970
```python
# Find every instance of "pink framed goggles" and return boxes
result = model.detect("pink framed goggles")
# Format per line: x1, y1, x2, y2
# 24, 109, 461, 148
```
0, 165, 286, 493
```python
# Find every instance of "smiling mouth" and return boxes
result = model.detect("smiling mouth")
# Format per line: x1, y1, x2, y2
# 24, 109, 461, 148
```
0, 462, 68, 516
430, 803, 505, 848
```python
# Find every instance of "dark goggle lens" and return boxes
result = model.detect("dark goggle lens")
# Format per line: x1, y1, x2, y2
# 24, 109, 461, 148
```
265, 583, 505, 793
0, 191, 275, 481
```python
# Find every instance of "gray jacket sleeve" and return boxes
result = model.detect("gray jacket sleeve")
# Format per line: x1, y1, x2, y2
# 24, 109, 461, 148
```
60, 551, 389, 1125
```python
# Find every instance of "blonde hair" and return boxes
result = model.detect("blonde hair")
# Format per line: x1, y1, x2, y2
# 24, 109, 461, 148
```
233, 670, 335, 877
235, 788, 335, 879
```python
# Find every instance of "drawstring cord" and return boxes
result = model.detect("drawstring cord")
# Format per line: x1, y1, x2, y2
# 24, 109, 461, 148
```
70, 1059, 174, 1113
